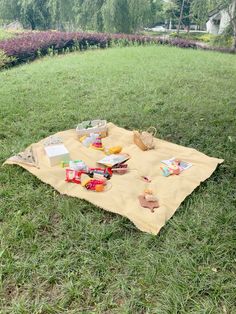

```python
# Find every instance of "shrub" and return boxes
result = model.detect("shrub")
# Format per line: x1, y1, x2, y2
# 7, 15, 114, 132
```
0, 31, 111, 64
0, 31, 199, 65
198, 33, 215, 43
210, 34, 233, 48
170, 32, 214, 43
169, 32, 201, 40
0, 49, 15, 69
0, 31, 235, 68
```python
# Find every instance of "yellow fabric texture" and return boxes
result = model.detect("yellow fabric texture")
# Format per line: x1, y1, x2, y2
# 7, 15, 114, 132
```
4, 123, 223, 234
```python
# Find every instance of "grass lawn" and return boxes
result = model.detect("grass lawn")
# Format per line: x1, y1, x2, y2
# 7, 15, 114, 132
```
0, 46, 236, 313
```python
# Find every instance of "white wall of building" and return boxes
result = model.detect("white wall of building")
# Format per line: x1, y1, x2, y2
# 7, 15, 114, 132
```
206, 18, 220, 34
206, 6, 232, 35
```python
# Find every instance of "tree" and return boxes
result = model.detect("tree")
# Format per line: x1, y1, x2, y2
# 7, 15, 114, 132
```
102, 0, 130, 33
19, 0, 52, 30
190, 0, 209, 29
163, 0, 179, 29
176, 0, 192, 32
73, 0, 106, 31
164, 0, 193, 32
0, 0, 170, 33
211, 0, 236, 48
0, 0, 21, 22
48, 0, 76, 30
224, 0, 236, 48
150, 0, 165, 26
128, 0, 151, 32
177, 0, 185, 34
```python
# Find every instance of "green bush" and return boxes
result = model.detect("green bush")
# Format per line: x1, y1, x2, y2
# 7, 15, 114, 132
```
0, 49, 15, 69
170, 32, 212, 42
210, 34, 233, 48
0, 29, 14, 40
169, 32, 233, 48
198, 33, 215, 43
169, 32, 203, 40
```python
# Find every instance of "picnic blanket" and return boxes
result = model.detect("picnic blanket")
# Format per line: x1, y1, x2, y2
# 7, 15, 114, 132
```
4, 123, 223, 234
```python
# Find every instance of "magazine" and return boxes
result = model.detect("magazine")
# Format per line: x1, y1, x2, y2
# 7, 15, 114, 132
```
97, 154, 130, 167
161, 157, 192, 172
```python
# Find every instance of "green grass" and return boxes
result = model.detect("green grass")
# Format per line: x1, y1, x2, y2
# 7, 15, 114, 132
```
0, 46, 236, 313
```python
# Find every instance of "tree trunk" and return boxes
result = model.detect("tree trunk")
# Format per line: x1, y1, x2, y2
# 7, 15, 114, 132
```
177, 0, 185, 36
233, 25, 236, 49
229, 0, 236, 48
30, 20, 36, 30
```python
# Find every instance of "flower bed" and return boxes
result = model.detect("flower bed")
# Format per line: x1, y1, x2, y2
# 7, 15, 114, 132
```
0, 31, 235, 68
0, 31, 110, 65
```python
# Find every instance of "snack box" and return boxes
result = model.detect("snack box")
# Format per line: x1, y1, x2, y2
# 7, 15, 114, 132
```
44, 144, 70, 166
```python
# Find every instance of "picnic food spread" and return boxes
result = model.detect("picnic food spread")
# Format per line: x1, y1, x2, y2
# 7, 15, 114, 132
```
4, 121, 223, 234
14, 120, 191, 211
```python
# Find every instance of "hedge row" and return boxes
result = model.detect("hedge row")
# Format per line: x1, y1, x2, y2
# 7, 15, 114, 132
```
0, 31, 235, 68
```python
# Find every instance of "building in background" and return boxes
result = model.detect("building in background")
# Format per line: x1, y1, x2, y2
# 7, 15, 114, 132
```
206, 5, 232, 34
4, 20, 23, 30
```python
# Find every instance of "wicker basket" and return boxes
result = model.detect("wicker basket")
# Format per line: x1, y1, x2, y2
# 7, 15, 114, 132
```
133, 127, 157, 151
76, 120, 108, 138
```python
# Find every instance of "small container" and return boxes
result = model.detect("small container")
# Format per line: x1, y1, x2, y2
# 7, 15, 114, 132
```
44, 144, 70, 167
69, 160, 88, 171
76, 120, 107, 138
81, 133, 98, 147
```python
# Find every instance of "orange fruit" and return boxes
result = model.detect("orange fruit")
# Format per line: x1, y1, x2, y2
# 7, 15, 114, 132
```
95, 184, 105, 192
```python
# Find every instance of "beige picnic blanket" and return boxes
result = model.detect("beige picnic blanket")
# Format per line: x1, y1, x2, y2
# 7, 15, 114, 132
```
5, 123, 223, 234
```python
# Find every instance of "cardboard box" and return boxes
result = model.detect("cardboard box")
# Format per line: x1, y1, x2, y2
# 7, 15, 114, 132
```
44, 144, 70, 166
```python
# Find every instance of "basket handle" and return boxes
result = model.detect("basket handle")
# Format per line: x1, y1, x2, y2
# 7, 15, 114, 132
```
146, 126, 157, 137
